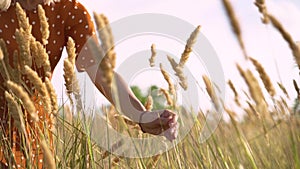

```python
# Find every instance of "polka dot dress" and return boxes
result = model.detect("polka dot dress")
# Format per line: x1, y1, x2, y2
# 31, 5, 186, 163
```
0, 0, 96, 168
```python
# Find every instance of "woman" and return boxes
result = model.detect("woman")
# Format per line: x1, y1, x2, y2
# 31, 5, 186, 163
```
0, 0, 178, 168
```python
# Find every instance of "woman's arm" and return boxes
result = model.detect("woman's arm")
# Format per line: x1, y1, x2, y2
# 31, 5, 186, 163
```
84, 63, 178, 140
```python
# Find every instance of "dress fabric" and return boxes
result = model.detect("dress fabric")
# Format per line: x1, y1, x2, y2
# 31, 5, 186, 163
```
0, 0, 96, 168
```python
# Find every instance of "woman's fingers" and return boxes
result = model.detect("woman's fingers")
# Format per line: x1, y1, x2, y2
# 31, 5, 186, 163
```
160, 123, 179, 141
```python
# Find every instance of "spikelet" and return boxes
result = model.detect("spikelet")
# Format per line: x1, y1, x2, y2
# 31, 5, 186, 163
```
24, 65, 52, 114
221, 0, 248, 59
6, 81, 38, 122
160, 63, 175, 95
63, 58, 82, 112
178, 25, 201, 68
15, 28, 32, 69
100, 14, 114, 52
64, 38, 80, 98
203, 75, 220, 111
66, 37, 76, 65
144, 95, 153, 111
37, 5, 49, 45
277, 82, 289, 99
254, 0, 269, 23
93, 13, 116, 85
237, 64, 268, 116
250, 57, 276, 97
267, 14, 300, 70
167, 55, 178, 71
63, 59, 79, 95
40, 139, 56, 169
293, 79, 300, 99
30, 40, 51, 75
160, 88, 173, 107
15, 2, 32, 33
149, 44, 157, 67
5, 91, 26, 134
175, 66, 188, 90
167, 55, 188, 90
228, 80, 240, 106
93, 12, 110, 52
45, 77, 58, 115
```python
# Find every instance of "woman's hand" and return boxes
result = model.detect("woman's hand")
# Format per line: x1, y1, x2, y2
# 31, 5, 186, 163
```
139, 109, 178, 141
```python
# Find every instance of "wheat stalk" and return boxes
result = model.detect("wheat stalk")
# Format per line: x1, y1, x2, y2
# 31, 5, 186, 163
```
24, 65, 52, 114
66, 37, 76, 66
160, 63, 175, 95
149, 44, 157, 67
237, 64, 268, 117
178, 25, 201, 68
228, 80, 240, 106
254, 0, 269, 23
144, 95, 153, 111
6, 81, 39, 122
5, 91, 26, 135
45, 77, 58, 115
267, 14, 300, 70
203, 75, 221, 111
160, 88, 173, 107
15, 3, 32, 34
222, 0, 248, 59
15, 28, 32, 70
250, 57, 276, 97
37, 5, 49, 45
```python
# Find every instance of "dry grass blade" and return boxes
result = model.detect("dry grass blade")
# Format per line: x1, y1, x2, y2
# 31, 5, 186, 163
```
40, 139, 56, 169
6, 81, 38, 122
5, 91, 26, 134
149, 44, 157, 67
250, 57, 276, 97
37, 5, 49, 45
179, 25, 201, 67
267, 14, 300, 70
222, 0, 248, 59
160, 63, 175, 95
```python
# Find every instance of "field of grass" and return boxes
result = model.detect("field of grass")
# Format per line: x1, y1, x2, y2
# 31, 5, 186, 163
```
0, 0, 300, 169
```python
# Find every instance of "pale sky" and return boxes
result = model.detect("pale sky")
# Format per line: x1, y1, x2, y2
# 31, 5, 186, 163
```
52, 0, 300, 112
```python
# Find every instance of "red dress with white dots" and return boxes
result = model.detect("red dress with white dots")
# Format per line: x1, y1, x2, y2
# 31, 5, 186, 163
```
0, 0, 96, 168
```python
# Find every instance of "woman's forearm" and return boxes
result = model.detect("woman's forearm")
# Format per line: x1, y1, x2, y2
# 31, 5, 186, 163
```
85, 65, 146, 122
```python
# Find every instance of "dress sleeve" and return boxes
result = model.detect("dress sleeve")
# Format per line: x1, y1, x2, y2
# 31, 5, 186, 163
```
64, 0, 97, 72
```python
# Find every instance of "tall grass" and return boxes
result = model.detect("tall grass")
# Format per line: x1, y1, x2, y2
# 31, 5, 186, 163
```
0, 1, 299, 169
